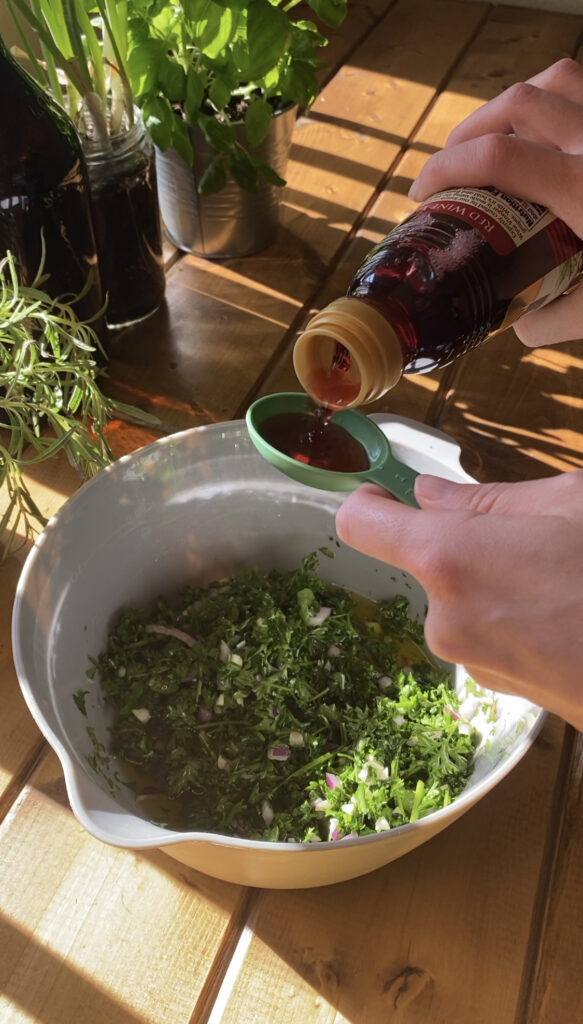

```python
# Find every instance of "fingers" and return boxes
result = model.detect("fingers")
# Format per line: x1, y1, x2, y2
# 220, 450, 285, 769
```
444, 80, 583, 153
513, 285, 583, 346
409, 136, 583, 236
526, 57, 583, 104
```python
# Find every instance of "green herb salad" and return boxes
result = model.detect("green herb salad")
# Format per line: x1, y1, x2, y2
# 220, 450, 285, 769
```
83, 552, 479, 843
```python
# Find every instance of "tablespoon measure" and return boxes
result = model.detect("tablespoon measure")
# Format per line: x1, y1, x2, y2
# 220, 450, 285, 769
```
246, 392, 420, 507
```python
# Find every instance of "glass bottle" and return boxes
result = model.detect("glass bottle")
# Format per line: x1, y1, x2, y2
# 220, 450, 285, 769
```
83, 109, 166, 329
293, 186, 583, 410
0, 34, 104, 327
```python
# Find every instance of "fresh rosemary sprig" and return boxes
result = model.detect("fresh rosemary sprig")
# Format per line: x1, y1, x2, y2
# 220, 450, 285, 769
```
0, 249, 156, 554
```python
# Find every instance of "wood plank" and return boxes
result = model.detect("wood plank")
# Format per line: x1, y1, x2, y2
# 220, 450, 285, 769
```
104, 0, 488, 433
202, 717, 566, 1024
519, 730, 583, 1024
0, 749, 247, 1024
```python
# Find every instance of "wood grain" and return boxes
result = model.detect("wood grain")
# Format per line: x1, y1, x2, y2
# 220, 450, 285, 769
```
0, 750, 246, 1024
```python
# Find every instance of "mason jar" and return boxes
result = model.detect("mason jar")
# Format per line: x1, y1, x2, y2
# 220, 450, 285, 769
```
84, 108, 165, 329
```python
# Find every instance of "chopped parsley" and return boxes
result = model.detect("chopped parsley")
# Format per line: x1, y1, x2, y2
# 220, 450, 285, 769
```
86, 553, 478, 843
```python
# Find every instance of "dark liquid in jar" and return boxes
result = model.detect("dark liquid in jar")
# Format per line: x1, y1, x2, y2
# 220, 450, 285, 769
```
260, 409, 369, 473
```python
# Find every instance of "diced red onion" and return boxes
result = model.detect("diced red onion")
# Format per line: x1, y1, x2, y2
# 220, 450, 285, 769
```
325, 772, 341, 790
308, 606, 331, 626
289, 730, 304, 748
445, 706, 460, 721
327, 644, 341, 657
197, 707, 212, 722
329, 819, 340, 841
145, 624, 197, 647
267, 745, 291, 761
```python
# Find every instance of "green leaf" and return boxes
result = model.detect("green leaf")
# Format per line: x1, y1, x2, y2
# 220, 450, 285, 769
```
127, 38, 166, 97
304, 0, 348, 29
198, 154, 227, 195
287, 61, 320, 108
246, 0, 291, 80
199, 113, 236, 152
229, 149, 259, 192
254, 158, 286, 188
208, 76, 232, 112
142, 93, 175, 149
182, 71, 203, 127
189, 1, 238, 59
171, 118, 194, 166
244, 97, 272, 148
158, 54, 187, 102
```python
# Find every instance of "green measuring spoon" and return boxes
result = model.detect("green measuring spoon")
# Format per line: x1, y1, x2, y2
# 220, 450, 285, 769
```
246, 392, 420, 507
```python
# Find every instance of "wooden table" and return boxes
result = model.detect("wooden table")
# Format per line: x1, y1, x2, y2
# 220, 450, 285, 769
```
2, 2, 583, 1021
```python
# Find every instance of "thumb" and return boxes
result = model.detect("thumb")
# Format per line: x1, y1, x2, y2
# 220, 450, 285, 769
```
415, 471, 581, 516
415, 475, 518, 514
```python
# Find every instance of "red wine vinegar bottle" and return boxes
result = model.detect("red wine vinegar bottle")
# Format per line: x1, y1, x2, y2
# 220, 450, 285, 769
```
0, 34, 104, 327
293, 187, 583, 410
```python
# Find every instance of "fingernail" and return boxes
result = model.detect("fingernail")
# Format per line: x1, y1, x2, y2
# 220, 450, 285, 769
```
408, 181, 420, 200
415, 474, 458, 503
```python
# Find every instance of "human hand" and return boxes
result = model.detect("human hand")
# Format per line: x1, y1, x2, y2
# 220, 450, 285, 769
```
336, 471, 583, 731
408, 58, 583, 348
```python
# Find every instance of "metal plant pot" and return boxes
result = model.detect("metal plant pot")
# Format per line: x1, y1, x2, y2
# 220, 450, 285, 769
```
155, 105, 297, 259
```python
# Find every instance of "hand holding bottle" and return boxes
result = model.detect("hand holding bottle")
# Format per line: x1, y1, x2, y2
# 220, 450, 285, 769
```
409, 58, 583, 347
336, 471, 583, 732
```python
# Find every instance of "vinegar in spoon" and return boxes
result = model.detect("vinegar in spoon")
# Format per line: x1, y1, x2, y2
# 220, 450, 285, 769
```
259, 403, 369, 473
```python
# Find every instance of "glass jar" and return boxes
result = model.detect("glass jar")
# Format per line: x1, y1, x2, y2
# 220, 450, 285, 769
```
0, 36, 104, 331
84, 108, 165, 329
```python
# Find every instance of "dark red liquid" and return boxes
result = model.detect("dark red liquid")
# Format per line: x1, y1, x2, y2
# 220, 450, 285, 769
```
261, 410, 369, 473
347, 203, 583, 373
306, 344, 361, 410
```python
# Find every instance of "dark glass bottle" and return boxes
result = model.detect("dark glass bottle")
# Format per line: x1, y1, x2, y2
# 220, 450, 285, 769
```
0, 34, 104, 326
293, 187, 583, 409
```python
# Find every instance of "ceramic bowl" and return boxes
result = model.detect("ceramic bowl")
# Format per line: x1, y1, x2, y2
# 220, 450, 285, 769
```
12, 415, 544, 888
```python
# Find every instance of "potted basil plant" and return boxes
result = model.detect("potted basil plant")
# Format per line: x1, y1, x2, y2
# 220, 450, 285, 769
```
127, 0, 348, 258
7, 0, 166, 327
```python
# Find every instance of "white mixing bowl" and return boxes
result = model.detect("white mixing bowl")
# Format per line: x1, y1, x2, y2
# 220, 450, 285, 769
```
12, 414, 543, 888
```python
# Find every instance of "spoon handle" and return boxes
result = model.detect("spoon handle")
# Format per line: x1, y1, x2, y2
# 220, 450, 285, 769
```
368, 453, 420, 507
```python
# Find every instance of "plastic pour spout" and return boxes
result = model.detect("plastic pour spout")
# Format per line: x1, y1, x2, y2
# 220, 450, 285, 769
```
246, 393, 419, 507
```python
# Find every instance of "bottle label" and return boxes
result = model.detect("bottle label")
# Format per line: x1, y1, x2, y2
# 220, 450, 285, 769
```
499, 252, 583, 331
420, 186, 558, 255
419, 185, 583, 324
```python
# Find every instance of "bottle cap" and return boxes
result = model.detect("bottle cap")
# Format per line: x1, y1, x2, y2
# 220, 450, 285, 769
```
293, 297, 403, 409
